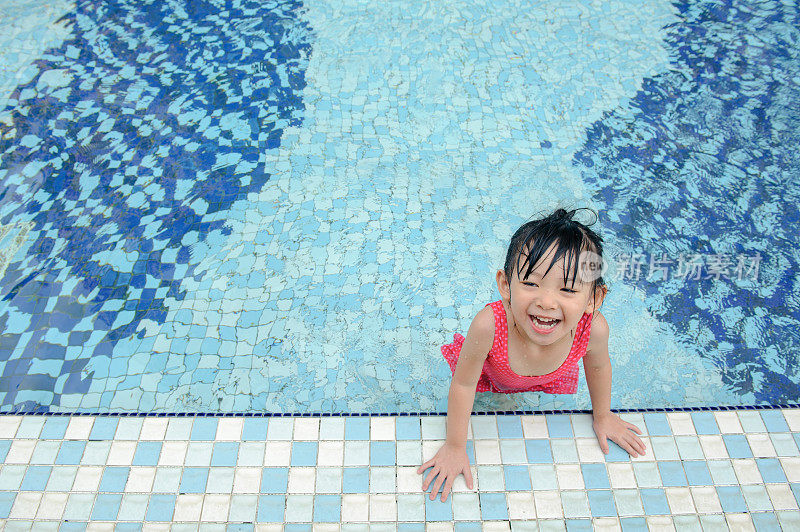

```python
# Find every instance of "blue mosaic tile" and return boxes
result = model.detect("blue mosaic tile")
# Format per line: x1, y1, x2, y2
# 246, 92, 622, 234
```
261, 468, 289, 494
132, 441, 162, 466
145, 493, 176, 522
179, 467, 210, 494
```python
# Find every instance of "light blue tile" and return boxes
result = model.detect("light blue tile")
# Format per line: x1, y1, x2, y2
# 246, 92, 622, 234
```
751, 512, 781, 531
632, 462, 662, 488
777, 510, 800, 531
15, 417, 45, 439
551, 440, 578, 463
211, 442, 239, 467
707, 460, 738, 485
570, 414, 595, 438
469, 417, 498, 439
740, 485, 773, 512
40, 417, 69, 439
207, 468, 235, 493
228, 494, 258, 522
395, 417, 421, 440
152, 468, 182, 492
46, 465, 78, 491
503, 465, 531, 491
675, 436, 704, 460
546, 415, 573, 438
670, 515, 701, 531
370, 441, 395, 466
612, 489, 644, 517
689, 412, 719, 435
89, 418, 118, 440
132, 441, 162, 466
722, 434, 753, 458
30, 440, 60, 464
525, 439, 553, 463
99, 466, 130, 492
185, 441, 214, 466
499, 440, 527, 463
20, 465, 52, 491
257, 495, 286, 522
313, 494, 341, 522
241, 418, 268, 441
586, 490, 616, 517
657, 461, 687, 487
716, 485, 748, 513
115, 418, 143, 440
650, 436, 679, 460
180, 467, 210, 493
145, 493, 176, 522
770, 433, 799, 456
530, 464, 558, 490
397, 493, 426, 522
755, 457, 787, 483
424, 496, 453, 521
619, 517, 648, 532
91, 493, 122, 521
117, 493, 149, 521
0, 465, 26, 490
63, 493, 96, 521
683, 460, 713, 486
639, 488, 670, 515
759, 410, 790, 432
642, 413, 671, 436
479, 492, 508, 520
0, 492, 15, 519
262, 468, 290, 493
560, 490, 591, 519
345, 418, 370, 440
191, 418, 219, 440
80, 441, 110, 465
497, 416, 523, 438
581, 463, 610, 489
737, 410, 767, 433
476, 466, 504, 491
0, 440, 10, 462
369, 467, 395, 492
55, 440, 86, 465
164, 419, 193, 440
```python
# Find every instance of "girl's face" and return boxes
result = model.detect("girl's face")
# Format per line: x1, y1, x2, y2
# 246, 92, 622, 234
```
496, 242, 604, 349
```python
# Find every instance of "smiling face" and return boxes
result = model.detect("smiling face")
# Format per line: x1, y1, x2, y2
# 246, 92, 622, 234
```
496, 241, 604, 350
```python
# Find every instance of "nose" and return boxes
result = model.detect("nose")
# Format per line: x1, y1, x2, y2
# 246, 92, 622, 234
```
534, 292, 557, 310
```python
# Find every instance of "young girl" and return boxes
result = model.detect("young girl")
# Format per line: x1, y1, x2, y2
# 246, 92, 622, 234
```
418, 207, 647, 502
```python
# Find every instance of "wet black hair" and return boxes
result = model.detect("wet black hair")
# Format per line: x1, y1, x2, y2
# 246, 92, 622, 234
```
503, 207, 608, 301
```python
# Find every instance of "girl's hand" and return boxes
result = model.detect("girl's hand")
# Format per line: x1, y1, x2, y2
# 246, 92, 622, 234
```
592, 412, 647, 457
417, 442, 474, 502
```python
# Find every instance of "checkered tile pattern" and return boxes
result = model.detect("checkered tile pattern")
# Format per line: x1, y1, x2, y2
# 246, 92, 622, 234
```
1, 408, 798, 528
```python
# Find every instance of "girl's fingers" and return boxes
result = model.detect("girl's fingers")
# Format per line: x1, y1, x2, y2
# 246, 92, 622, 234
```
626, 422, 643, 434
417, 459, 435, 474
464, 466, 474, 489
422, 467, 439, 490
430, 475, 445, 500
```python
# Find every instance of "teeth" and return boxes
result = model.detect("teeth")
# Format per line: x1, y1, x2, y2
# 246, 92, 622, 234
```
533, 316, 558, 329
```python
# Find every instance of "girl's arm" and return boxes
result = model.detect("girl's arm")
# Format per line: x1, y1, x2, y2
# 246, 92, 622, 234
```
583, 311, 647, 457
418, 306, 494, 501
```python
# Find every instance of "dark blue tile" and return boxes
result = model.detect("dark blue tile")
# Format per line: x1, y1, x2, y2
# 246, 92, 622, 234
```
211, 442, 239, 467
395, 417, 421, 440
640, 489, 670, 515
145, 494, 176, 521
689, 411, 719, 435
313, 494, 340, 522
190, 418, 218, 440
180, 467, 209, 494
342, 467, 369, 493
657, 461, 687, 487
586, 490, 616, 517
716, 486, 748, 513
683, 460, 713, 485
261, 468, 289, 493
92, 493, 122, 520
241, 418, 268, 441
370, 441, 395, 466
642, 413, 671, 436
581, 463, 610, 489
497, 416, 523, 438
503, 465, 531, 491
257, 495, 286, 521
132, 441, 162, 466
524, 439, 553, 463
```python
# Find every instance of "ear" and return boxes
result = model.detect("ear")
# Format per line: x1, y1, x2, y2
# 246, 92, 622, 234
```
587, 284, 608, 313
496, 269, 511, 301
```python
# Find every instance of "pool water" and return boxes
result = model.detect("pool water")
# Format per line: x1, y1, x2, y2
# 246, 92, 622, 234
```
0, 0, 799, 414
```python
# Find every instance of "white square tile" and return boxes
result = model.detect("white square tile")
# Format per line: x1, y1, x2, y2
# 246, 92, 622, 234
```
644, 516, 674, 531
746, 433, 777, 457
142, 525, 171, 532
284, 494, 312, 522
732, 459, 763, 484
665, 487, 696, 514
125, 466, 156, 492
293, 418, 319, 440
64, 417, 94, 440
483, 523, 511, 532
287, 467, 315, 494
370, 467, 396, 493
370, 417, 395, 441
576, 438, 605, 462
534, 490, 563, 519
35, 492, 68, 520
421, 441, 445, 464
319, 418, 345, 440
115, 418, 143, 440
714, 411, 743, 433
173, 494, 203, 521
522, 415, 548, 438
369, 494, 397, 521
766, 483, 800, 510
215, 418, 243, 441
474, 440, 501, 464
0, 416, 22, 438
85, 523, 115, 532
396, 441, 421, 466
343, 441, 369, 466
341, 494, 369, 521
164, 419, 191, 441
607, 463, 637, 488
699, 435, 729, 459
315, 467, 343, 494
570, 414, 595, 438
263, 441, 291, 467
237, 442, 265, 467
10, 491, 41, 519
451, 492, 481, 520
140, 418, 168, 440
396, 466, 421, 493
724, 513, 755, 531
266, 418, 293, 440
779, 457, 800, 482
562, 490, 592, 518
690, 486, 722, 513
317, 441, 344, 467
666, 412, 696, 436
507, 491, 536, 519
781, 408, 800, 431
73, 466, 103, 491
184, 441, 213, 467
232, 467, 260, 494
5, 439, 36, 463
159, 441, 187, 466
469, 416, 498, 439
630, 437, 655, 462
555, 464, 584, 490
206, 467, 234, 494
450, 465, 477, 493
106, 440, 137, 466
200, 494, 230, 522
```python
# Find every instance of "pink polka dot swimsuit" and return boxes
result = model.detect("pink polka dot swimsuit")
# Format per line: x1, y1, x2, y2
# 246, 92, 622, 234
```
441, 300, 593, 394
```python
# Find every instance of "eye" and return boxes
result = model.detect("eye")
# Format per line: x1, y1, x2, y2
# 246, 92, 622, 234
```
562, 289, 577, 293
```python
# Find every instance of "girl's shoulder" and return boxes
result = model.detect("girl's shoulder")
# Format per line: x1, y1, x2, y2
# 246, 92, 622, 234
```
586, 310, 609, 356
463, 304, 496, 353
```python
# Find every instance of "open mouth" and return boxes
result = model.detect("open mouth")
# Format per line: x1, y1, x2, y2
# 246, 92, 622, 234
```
530, 315, 560, 333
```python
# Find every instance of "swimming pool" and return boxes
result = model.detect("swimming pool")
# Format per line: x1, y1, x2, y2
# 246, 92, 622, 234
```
0, 0, 798, 414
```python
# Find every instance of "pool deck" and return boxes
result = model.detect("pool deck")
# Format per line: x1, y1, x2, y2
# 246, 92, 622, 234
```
1, 407, 799, 529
